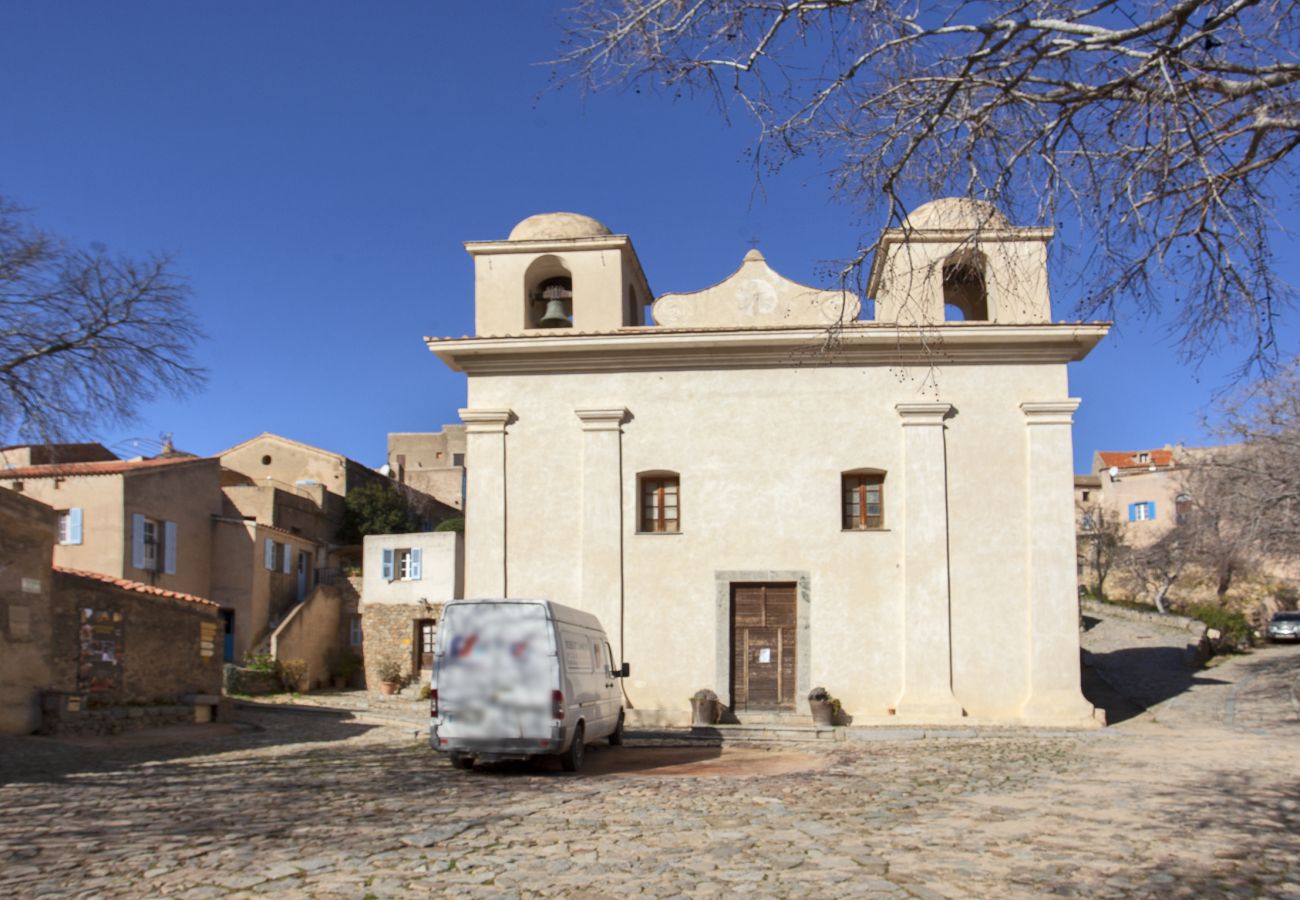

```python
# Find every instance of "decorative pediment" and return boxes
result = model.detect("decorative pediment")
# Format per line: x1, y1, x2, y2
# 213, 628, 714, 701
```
651, 250, 860, 328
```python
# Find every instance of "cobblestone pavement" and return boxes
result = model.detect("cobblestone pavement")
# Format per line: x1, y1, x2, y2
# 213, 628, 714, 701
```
2, 644, 1297, 898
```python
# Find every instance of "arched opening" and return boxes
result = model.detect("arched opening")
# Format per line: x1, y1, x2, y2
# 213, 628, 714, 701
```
524, 255, 573, 329
942, 249, 988, 322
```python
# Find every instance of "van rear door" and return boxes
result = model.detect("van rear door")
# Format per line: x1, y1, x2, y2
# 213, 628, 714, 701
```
436, 602, 557, 741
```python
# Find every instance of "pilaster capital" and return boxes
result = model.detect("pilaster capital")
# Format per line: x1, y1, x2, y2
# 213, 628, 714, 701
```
1021, 399, 1081, 426
574, 407, 629, 432
895, 402, 953, 427
458, 408, 514, 434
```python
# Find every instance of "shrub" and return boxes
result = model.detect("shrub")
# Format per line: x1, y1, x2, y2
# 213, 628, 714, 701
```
222, 664, 242, 694
279, 658, 309, 692
1187, 603, 1253, 650
243, 652, 277, 674
377, 659, 404, 684
434, 517, 465, 533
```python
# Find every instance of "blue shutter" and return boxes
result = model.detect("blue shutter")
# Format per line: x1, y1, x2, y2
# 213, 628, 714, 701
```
1147, 501, 1156, 519
1127, 503, 1137, 522
68, 508, 83, 545
410, 547, 422, 581
163, 521, 178, 574
382, 548, 394, 581
264, 538, 275, 570
132, 514, 146, 568
282, 542, 292, 574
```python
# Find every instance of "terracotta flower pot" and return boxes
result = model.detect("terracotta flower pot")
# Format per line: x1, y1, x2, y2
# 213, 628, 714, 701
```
380, 681, 400, 696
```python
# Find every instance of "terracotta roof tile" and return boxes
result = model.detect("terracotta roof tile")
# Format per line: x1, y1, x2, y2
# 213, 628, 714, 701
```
1097, 449, 1176, 470
0, 456, 205, 479
53, 566, 218, 607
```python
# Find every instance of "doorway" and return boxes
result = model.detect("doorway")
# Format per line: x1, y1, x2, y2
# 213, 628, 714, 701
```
730, 583, 797, 710
415, 618, 437, 671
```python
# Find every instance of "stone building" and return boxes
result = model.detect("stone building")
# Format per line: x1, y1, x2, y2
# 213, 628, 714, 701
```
0, 488, 222, 735
387, 426, 467, 511
425, 202, 1108, 728
359, 531, 462, 691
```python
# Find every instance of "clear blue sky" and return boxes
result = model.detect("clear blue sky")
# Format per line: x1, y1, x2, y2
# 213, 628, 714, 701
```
2, 2, 1295, 473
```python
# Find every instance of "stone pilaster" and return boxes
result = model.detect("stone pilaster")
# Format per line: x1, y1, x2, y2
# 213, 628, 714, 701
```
1019, 400, 1097, 723
459, 408, 512, 598
575, 407, 627, 661
893, 402, 965, 721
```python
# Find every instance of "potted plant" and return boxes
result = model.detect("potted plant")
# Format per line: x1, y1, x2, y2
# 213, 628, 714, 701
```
808, 686, 843, 726
377, 659, 404, 695
690, 689, 721, 725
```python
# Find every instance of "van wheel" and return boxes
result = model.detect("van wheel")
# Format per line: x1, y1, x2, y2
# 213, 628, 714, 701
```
450, 752, 473, 770
560, 723, 585, 772
609, 710, 625, 746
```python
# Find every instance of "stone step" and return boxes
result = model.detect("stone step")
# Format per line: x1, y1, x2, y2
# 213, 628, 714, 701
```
689, 723, 840, 742
728, 711, 816, 726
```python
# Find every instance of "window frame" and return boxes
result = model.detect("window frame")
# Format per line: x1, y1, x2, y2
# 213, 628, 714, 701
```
638, 473, 680, 534
842, 471, 886, 531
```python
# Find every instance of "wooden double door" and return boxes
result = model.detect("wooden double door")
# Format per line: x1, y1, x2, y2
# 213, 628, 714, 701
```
730, 583, 797, 711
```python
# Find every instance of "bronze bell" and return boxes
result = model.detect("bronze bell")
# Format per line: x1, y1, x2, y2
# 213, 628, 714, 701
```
538, 283, 573, 328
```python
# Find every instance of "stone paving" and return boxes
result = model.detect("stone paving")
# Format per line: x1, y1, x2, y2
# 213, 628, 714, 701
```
1, 626, 1298, 898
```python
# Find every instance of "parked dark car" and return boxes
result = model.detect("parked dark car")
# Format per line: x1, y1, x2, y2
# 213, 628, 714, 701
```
1266, 611, 1300, 643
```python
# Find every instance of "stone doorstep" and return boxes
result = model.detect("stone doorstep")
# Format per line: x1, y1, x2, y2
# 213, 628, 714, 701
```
693, 723, 841, 742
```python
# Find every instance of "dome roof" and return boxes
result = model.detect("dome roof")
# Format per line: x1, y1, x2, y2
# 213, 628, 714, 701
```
508, 212, 613, 241
905, 198, 1010, 231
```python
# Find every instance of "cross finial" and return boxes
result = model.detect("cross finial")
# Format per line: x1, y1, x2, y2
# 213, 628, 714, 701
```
746, 236, 760, 249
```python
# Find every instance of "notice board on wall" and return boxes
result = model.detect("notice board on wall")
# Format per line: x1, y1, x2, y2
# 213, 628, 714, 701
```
78, 608, 124, 692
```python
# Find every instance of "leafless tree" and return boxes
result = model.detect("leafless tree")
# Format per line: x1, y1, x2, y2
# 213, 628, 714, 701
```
558, 1, 1299, 372
1077, 501, 1126, 599
1123, 526, 1191, 613
1181, 357, 1300, 596
0, 198, 205, 443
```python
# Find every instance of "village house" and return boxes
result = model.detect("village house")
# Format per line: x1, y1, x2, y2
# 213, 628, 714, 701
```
0, 488, 223, 735
386, 426, 467, 511
425, 202, 1109, 728
1077, 448, 1187, 543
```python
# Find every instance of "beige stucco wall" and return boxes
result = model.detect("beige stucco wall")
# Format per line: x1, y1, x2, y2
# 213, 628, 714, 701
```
210, 519, 318, 659
1091, 468, 1183, 547
388, 429, 466, 510
270, 584, 344, 690
0, 491, 58, 734
6, 472, 128, 578
121, 460, 221, 598
361, 532, 463, 606
464, 360, 1087, 726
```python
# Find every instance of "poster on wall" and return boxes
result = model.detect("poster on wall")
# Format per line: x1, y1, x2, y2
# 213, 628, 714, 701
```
78, 608, 125, 693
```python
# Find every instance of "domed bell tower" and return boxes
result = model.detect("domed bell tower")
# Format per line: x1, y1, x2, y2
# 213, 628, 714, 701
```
866, 199, 1055, 325
464, 212, 654, 336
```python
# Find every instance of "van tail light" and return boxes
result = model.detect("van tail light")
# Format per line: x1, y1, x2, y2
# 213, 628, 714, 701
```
429, 689, 438, 718
552, 689, 564, 720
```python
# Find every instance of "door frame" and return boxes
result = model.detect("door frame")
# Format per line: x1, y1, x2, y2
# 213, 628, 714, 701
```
714, 571, 811, 713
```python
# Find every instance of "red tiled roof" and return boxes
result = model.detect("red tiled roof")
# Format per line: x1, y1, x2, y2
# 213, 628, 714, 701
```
0, 456, 204, 479
1097, 449, 1176, 470
53, 566, 218, 607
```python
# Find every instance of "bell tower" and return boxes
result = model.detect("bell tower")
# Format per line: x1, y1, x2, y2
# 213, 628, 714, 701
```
465, 212, 653, 335
867, 199, 1055, 325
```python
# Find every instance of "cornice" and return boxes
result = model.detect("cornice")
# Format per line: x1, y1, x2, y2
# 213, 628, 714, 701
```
426, 323, 1110, 375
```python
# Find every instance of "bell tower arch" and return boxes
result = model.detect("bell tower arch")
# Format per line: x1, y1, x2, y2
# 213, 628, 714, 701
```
464, 212, 653, 335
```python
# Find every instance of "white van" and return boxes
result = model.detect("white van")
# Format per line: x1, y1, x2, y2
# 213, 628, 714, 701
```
429, 599, 630, 772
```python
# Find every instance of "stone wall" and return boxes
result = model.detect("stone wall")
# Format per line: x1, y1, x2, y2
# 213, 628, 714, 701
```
51, 571, 223, 705
361, 601, 440, 693
0, 490, 58, 734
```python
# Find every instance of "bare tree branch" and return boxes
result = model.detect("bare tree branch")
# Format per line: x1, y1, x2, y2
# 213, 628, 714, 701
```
556, 0, 1298, 374
0, 198, 206, 443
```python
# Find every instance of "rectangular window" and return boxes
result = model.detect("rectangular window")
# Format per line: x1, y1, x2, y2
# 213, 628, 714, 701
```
1129, 501, 1156, 522
395, 547, 423, 581
349, 615, 363, 647
142, 518, 159, 570
842, 473, 885, 530
264, 538, 276, 570
452, 453, 464, 467
58, 508, 83, 545
640, 476, 679, 533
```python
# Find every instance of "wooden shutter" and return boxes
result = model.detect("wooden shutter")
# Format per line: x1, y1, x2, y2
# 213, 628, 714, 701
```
282, 542, 292, 573
410, 547, 422, 580
132, 514, 146, 569
264, 538, 275, 570
382, 548, 394, 581
68, 507, 83, 545
163, 521, 178, 575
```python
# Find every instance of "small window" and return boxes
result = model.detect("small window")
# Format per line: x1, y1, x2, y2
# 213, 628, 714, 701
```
349, 615, 363, 647
452, 453, 464, 467
1138, 452, 1150, 463
1081, 513, 1095, 531
843, 472, 885, 530
1175, 494, 1192, 526
1080, 490, 1091, 502
384, 547, 422, 581
58, 508, 84, 545
1129, 501, 1156, 522
261, 455, 272, 465
639, 474, 679, 533
142, 518, 159, 570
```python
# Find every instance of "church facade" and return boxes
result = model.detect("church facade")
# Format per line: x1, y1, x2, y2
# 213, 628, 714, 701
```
427, 201, 1108, 727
